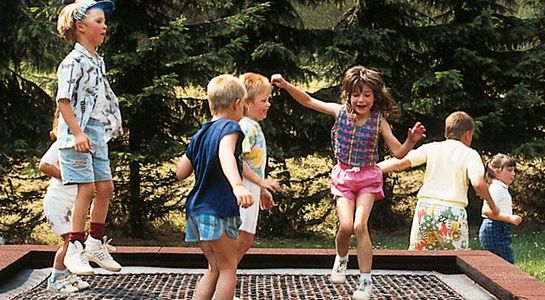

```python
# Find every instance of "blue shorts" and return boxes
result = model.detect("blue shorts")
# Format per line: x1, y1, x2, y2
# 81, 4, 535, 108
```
479, 218, 514, 263
185, 214, 241, 242
59, 118, 112, 184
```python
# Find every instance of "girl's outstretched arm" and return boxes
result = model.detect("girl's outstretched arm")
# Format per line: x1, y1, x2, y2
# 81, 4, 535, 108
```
381, 119, 426, 158
271, 74, 341, 117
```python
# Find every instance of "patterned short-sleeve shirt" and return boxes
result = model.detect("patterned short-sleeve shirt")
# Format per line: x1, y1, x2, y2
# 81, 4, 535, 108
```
56, 43, 122, 148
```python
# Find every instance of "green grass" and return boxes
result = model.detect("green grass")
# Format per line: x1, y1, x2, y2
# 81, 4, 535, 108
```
511, 224, 545, 282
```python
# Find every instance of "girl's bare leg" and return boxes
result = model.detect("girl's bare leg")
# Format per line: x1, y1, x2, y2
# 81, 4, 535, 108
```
353, 193, 375, 272
335, 197, 356, 256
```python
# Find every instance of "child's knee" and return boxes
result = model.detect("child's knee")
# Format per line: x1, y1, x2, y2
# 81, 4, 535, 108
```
338, 224, 354, 236
95, 180, 114, 195
354, 223, 369, 236
78, 183, 96, 199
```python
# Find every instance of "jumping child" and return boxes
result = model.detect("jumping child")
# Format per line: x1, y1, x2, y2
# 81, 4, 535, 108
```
56, 0, 123, 275
237, 72, 281, 263
272, 66, 426, 300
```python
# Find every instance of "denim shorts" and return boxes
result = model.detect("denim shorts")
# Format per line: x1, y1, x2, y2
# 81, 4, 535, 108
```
185, 214, 241, 242
59, 118, 112, 184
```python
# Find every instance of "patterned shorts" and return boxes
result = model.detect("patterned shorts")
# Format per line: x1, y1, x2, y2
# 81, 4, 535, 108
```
479, 218, 514, 263
185, 214, 241, 243
409, 200, 469, 250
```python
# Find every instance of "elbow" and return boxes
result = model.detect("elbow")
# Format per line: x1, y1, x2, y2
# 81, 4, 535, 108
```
176, 170, 186, 181
392, 152, 404, 159
482, 208, 493, 219
39, 162, 48, 173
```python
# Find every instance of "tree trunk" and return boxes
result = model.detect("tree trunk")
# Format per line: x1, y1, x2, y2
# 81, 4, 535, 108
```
127, 131, 145, 237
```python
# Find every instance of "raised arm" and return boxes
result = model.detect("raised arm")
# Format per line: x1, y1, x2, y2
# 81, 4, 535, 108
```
381, 118, 426, 159
219, 133, 253, 208
271, 74, 341, 117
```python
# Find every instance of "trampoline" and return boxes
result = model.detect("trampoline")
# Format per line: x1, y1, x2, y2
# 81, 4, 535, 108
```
1, 246, 544, 299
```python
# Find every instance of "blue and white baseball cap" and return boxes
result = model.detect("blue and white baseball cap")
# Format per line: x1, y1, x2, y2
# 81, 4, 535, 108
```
74, 0, 115, 21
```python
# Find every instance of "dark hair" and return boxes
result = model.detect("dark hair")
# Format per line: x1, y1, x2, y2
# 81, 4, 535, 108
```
340, 65, 398, 119
485, 153, 516, 183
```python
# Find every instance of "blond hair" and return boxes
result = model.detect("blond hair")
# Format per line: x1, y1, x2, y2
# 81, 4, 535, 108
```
239, 72, 272, 103
49, 107, 60, 141
444, 111, 475, 140
57, 0, 94, 44
207, 75, 247, 114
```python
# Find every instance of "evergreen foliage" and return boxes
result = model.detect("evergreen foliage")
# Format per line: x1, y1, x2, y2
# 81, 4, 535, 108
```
1, 0, 544, 241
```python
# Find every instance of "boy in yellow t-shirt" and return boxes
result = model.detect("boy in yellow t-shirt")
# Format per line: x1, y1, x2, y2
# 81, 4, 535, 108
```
378, 111, 499, 250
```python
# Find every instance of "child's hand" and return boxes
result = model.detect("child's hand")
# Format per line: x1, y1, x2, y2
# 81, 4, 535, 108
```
408, 122, 426, 144
260, 188, 275, 210
271, 74, 287, 89
260, 176, 281, 193
74, 132, 92, 152
233, 184, 253, 208
509, 215, 523, 226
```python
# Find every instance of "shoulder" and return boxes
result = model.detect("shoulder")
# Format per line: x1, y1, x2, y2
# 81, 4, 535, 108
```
465, 146, 482, 159
59, 51, 89, 70
239, 117, 261, 133
212, 118, 242, 136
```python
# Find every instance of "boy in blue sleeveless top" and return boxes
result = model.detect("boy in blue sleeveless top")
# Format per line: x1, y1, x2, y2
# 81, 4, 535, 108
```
176, 74, 253, 300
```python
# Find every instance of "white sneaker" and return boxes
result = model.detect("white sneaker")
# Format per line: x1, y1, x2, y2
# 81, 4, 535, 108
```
352, 279, 372, 300
85, 236, 122, 272
330, 255, 348, 284
64, 241, 94, 275
47, 277, 79, 294
66, 273, 90, 290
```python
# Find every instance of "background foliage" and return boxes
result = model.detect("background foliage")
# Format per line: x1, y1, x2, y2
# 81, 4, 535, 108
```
1, 0, 544, 243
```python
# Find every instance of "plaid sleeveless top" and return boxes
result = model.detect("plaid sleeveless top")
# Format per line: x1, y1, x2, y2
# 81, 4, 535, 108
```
331, 108, 382, 167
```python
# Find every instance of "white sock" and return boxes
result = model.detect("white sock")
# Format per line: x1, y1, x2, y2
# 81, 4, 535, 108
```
359, 273, 372, 283
337, 253, 349, 262
50, 268, 65, 282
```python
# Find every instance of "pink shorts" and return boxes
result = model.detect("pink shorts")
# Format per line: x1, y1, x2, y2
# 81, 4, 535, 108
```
331, 163, 384, 201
